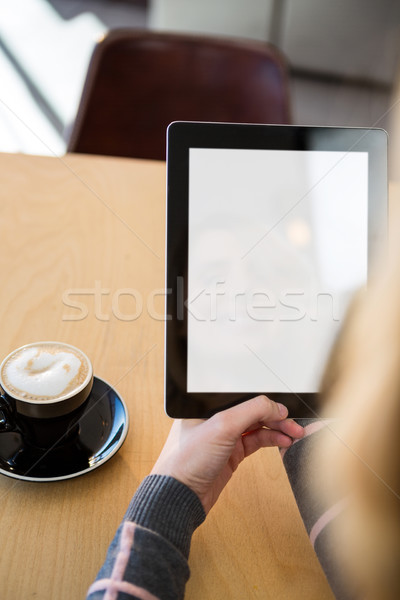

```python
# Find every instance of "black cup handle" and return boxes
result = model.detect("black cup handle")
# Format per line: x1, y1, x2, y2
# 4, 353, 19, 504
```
0, 391, 15, 432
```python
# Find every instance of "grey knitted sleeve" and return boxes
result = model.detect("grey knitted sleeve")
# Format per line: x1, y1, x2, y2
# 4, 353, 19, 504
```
281, 419, 356, 600
86, 474, 206, 600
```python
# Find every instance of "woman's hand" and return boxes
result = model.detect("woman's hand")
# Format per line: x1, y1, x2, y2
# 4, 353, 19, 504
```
151, 395, 304, 514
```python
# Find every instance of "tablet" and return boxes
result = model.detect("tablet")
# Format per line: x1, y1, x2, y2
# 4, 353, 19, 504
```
165, 122, 387, 418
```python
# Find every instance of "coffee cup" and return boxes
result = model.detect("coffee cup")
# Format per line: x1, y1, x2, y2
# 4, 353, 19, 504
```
0, 342, 93, 438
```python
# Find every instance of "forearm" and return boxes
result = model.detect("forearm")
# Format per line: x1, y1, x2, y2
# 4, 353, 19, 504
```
86, 475, 206, 600
280, 420, 353, 600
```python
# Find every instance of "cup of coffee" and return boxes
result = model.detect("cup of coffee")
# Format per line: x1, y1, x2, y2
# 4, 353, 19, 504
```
0, 341, 93, 427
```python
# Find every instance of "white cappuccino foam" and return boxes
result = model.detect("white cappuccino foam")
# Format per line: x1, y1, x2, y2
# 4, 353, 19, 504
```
4, 347, 84, 400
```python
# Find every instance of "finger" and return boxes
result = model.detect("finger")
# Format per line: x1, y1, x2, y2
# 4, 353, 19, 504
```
241, 419, 304, 440
263, 418, 304, 440
210, 395, 288, 440
241, 427, 293, 457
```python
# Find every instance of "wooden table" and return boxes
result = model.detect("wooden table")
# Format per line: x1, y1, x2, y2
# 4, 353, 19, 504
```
0, 152, 333, 599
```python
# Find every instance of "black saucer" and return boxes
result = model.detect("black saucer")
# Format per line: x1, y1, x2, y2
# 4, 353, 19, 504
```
0, 377, 129, 482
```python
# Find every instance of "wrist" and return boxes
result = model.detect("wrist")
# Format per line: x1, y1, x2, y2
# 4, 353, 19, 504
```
125, 475, 206, 557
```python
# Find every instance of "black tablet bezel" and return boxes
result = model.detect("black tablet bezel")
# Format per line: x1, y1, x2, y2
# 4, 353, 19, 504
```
165, 122, 387, 418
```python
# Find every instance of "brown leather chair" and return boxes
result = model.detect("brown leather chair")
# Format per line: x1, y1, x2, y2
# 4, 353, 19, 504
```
68, 29, 291, 161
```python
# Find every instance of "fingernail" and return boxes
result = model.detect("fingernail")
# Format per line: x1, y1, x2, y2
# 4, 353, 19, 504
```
277, 403, 288, 417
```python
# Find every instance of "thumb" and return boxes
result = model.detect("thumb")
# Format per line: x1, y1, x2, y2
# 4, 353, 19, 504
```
210, 396, 287, 439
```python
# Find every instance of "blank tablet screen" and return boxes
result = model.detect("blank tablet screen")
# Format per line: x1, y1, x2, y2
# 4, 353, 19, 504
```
187, 148, 367, 393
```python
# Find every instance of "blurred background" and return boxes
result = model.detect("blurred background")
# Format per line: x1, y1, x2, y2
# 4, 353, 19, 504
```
0, 0, 399, 157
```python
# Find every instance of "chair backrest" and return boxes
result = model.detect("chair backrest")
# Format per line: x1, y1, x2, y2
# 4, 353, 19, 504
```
68, 29, 291, 161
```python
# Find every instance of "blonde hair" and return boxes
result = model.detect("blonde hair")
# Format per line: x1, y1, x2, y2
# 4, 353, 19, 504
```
312, 69, 400, 599
315, 227, 400, 599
